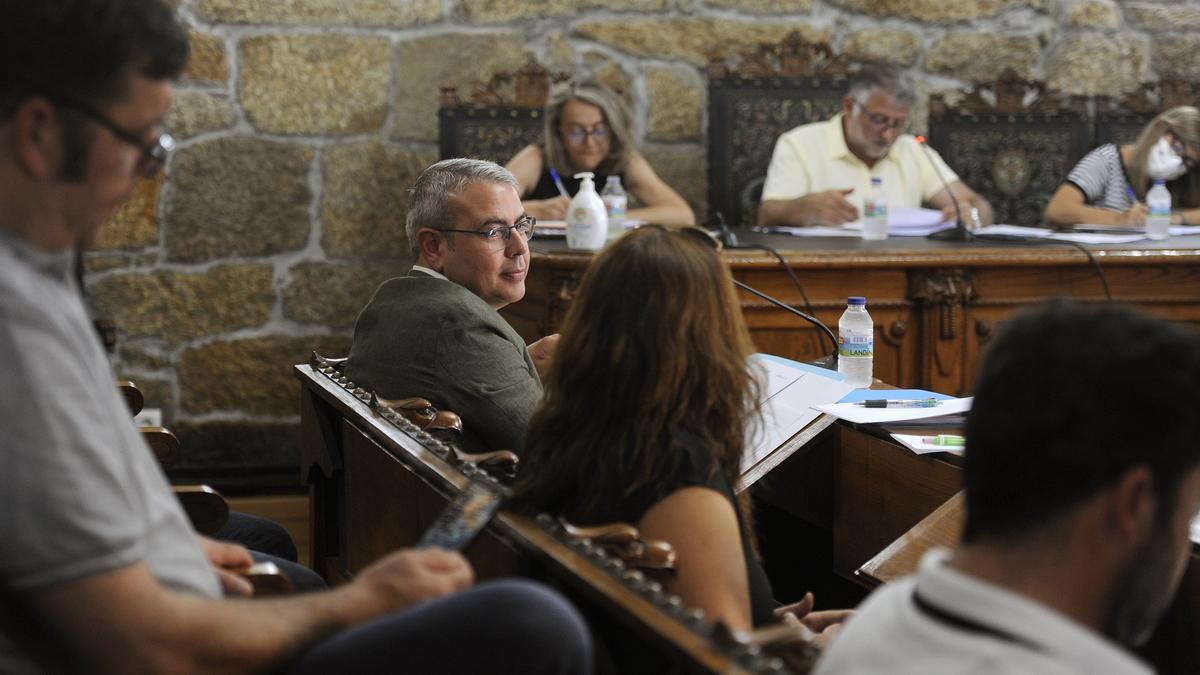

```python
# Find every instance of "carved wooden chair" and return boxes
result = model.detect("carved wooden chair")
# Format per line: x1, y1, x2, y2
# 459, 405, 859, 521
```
437, 60, 568, 163
119, 380, 293, 594
707, 32, 857, 228
119, 381, 231, 536
928, 68, 1090, 226
1094, 73, 1200, 147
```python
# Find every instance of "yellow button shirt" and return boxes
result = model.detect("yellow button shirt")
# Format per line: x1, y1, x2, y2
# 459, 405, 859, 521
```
760, 113, 959, 216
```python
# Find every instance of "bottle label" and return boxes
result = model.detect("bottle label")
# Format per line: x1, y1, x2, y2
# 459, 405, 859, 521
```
865, 200, 887, 219
602, 196, 627, 219
1150, 203, 1170, 217
838, 334, 874, 358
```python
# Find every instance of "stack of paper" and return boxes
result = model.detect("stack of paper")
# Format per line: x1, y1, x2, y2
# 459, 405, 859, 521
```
767, 207, 955, 237
974, 225, 1145, 244
812, 395, 973, 425
740, 354, 855, 478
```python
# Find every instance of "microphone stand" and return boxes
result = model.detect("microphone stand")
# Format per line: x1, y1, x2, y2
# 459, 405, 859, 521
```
917, 135, 973, 242
732, 279, 839, 371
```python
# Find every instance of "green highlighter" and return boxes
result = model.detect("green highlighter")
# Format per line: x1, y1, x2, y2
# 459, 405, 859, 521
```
922, 434, 965, 447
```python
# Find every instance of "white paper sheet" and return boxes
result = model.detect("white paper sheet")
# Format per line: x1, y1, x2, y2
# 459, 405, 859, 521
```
973, 225, 1146, 244
891, 433, 965, 457
813, 396, 974, 425
741, 354, 855, 475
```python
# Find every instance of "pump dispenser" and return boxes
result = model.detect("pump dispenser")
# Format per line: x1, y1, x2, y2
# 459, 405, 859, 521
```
566, 172, 608, 250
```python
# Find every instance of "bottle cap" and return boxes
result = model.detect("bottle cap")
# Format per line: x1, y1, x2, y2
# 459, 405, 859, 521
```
847, 296, 867, 305
870, 177, 882, 185
1154, 179, 1166, 186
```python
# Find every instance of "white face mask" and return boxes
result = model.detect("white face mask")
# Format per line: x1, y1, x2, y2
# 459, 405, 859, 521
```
1147, 137, 1188, 181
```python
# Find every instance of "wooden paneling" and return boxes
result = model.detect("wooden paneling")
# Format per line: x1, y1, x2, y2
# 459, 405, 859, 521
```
509, 235, 1200, 396
832, 427, 961, 579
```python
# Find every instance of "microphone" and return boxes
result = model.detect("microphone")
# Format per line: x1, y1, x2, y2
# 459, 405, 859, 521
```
732, 279, 839, 371
916, 135, 973, 242
712, 211, 739, 248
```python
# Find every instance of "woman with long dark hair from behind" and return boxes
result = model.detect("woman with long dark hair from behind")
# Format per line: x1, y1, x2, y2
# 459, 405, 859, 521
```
509, 226, 847, 642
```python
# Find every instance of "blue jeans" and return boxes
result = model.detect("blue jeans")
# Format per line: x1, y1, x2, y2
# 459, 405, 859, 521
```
290, 579, 592, 675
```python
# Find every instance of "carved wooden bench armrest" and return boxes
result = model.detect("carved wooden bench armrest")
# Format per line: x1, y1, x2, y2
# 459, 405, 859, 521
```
141, 427, 181, 467
117, 380, 144, 415
231, 561, 294, 596
451, 447, 519, 471
173, 485, 230, 535
374, 395, 463, 434
557, 517, 677, 572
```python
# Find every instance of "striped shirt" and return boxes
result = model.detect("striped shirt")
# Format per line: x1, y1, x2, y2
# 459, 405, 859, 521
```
1065, 144, 1133, 211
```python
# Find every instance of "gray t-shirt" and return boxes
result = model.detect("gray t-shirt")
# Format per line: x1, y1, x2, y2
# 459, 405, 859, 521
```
0, 231, 219, 670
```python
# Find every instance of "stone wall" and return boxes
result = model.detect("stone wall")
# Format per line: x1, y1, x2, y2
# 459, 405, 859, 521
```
89, 0, 1200, 488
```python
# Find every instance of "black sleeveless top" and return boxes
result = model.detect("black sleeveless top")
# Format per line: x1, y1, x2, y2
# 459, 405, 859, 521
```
528, 167, 626, 201
616, 430, 777, 628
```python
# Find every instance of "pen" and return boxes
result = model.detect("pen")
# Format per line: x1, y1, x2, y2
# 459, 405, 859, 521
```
854, 398, 942, 408
921, 434, 965, 446
1125, 186, 1139, 204
549, 168, 571, 199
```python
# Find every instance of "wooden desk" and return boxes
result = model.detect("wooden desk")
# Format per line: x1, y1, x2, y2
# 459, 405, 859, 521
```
504, 233, 1200, 395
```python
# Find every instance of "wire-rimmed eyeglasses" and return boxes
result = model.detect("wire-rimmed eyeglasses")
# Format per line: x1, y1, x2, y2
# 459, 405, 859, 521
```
436, 217, 536, 252
854, 101, 908, 132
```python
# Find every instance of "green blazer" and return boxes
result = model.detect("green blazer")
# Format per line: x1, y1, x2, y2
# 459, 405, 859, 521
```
346, 269, 542, 451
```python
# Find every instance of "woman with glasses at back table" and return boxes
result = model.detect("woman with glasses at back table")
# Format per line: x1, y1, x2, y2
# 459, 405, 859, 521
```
505, 78, 696, 226
1045, 105, 1200, 228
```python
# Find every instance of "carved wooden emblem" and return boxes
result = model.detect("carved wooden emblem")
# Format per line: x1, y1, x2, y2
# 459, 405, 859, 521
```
991, 149, 1033, 196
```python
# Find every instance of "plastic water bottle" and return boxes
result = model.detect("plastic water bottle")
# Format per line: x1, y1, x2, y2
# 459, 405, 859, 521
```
1146, 179, 1171, 241
863, 177, 887, 241
566, 172, 608, 251
838, 296, 874, 388
600, 175, 627, 238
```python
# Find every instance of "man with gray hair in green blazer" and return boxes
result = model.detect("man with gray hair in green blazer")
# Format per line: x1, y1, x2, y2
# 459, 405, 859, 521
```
347, 158, 558, 452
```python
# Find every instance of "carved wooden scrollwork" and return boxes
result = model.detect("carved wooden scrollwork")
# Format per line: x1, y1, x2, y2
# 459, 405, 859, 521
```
707, 31, 854, 81
928, 69, 1090, 225
909, 269, 978, 341
441, 58, 571, 109
929, 67, 1083, 117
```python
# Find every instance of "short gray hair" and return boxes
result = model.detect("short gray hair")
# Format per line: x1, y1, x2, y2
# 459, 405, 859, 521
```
405, 158, 520, 255
847, 67, 916, 107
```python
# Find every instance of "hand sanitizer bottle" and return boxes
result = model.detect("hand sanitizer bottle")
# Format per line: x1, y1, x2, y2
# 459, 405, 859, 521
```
566, 172, 608, 251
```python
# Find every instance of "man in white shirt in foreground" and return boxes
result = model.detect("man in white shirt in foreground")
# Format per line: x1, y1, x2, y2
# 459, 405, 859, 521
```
816, 300, 1200, 674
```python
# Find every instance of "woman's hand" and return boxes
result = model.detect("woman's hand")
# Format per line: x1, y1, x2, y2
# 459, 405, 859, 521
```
524, 196, 571, 221
1120, 202, 1148, 227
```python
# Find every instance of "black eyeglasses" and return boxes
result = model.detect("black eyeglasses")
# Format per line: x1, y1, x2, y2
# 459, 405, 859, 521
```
854, 101, 908, 132
1169, 137, 1199, 170
436, 217, 536, 252
562, 124, 611, 145
52, 95, 174, 177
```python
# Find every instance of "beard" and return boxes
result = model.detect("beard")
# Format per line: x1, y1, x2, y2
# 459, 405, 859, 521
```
1102, 521, 1186, 647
